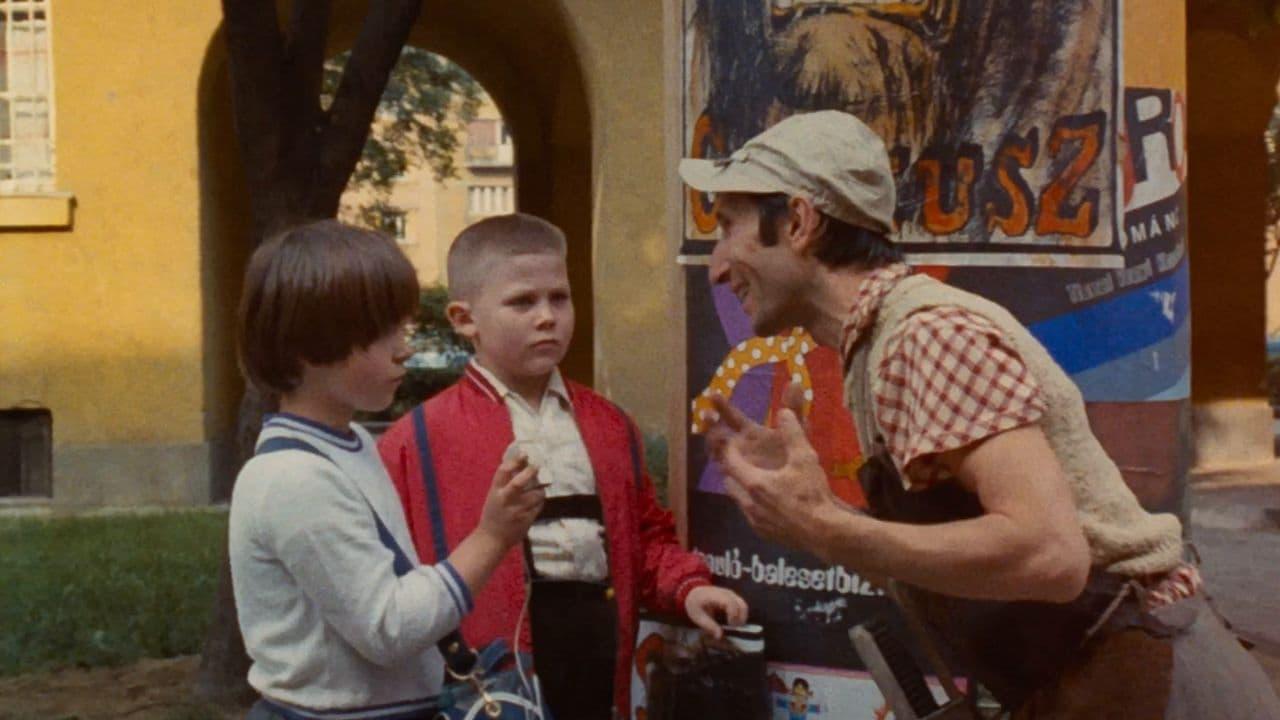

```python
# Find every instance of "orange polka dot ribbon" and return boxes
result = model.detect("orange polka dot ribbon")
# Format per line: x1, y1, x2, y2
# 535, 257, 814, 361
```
691, 327, 816, 434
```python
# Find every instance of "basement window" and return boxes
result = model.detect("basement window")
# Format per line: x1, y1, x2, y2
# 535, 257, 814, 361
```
0, 407, 51, 498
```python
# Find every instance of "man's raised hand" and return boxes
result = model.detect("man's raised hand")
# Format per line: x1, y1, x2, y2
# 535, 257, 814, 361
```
706, 387, 835, 552
705, 380, 809, 472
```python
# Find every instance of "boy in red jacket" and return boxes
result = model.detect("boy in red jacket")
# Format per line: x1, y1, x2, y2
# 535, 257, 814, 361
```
379, 213, 747, 720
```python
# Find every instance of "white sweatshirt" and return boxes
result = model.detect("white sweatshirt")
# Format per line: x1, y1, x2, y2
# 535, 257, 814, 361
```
229, 413, 472, 714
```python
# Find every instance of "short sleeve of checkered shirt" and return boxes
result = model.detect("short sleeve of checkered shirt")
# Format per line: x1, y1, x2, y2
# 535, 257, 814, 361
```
874, 306, 1046, 488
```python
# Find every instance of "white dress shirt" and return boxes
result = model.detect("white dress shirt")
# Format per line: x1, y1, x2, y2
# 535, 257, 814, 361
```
471, 361, 610, 582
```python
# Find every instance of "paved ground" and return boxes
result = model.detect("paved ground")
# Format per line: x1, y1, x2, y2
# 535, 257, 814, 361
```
1189, 483, 1280, 692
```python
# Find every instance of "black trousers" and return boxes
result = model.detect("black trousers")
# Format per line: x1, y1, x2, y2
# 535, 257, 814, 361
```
529, 580, 619, 720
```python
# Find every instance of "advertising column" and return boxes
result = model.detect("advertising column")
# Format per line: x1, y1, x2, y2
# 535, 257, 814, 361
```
656, 1, 1187, 717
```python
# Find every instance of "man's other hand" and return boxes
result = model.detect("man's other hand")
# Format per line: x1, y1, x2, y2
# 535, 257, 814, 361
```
706, 387, 837, 553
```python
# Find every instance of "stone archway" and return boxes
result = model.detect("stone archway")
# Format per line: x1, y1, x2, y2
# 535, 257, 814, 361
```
195, 2, 596, 502
329, 0, 596, 383
1187, 5, 1280, 483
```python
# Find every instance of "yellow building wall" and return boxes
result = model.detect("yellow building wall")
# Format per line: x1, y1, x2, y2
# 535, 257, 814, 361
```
430, 175, 466, 284
0, 3, 229, 504
395, 173, 443, 283
555, 0, 671, 432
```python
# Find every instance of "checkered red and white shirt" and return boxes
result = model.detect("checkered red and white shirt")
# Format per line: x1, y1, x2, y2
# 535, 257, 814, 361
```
840, 263, 1046, 489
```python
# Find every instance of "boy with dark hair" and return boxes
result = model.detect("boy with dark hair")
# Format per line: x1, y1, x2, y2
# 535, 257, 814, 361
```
230, 219, 546, 719
378, 213, 748, 720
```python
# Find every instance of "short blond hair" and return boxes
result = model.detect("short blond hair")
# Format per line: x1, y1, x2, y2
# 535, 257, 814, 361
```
446, 213, 567, 300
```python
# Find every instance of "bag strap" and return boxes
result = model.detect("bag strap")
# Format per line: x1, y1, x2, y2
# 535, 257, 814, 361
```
410, 405, 449, 561
405, 408, 483, 676
255, 432, 478, 677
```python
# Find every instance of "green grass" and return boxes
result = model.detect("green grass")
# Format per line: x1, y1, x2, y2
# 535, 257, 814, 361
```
0, 511, 227, 677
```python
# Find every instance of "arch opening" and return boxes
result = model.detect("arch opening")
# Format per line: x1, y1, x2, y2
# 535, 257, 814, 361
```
197, 1, 594, 501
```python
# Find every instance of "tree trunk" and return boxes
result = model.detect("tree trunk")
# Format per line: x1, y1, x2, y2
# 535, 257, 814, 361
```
194, 557, 257, 705
195, 386, 273, 705
197, 0, 426, 706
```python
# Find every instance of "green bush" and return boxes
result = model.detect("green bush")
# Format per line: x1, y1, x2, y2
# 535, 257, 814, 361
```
644, 432, 670, 507
378, 366, 466, 421
0, 511, 226, 676
412, 284, 469, 352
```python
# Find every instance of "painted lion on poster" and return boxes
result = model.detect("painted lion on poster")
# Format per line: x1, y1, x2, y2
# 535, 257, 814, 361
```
689, 0, 1111, 162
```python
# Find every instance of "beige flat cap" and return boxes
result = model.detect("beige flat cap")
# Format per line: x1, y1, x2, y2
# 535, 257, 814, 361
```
679, 110, 896, 234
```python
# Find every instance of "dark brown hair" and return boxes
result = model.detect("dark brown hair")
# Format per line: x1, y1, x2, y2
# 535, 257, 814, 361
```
753, 193, 902, 269
446, 213, 567, 300
237, 219, 420, 394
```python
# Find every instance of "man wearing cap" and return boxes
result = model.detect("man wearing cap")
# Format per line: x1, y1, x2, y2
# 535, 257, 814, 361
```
684, 110, 1280, 717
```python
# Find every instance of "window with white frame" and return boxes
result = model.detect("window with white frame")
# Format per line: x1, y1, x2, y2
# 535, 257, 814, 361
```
467, 185, 513, 218
0, 0, 54, 194
379, 208, 408, 244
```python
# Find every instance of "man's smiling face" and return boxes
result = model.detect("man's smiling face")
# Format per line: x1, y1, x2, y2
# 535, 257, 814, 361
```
708, 193, 812, 337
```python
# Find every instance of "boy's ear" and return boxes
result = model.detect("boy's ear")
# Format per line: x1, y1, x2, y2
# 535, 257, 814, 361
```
446, 300, 477, 340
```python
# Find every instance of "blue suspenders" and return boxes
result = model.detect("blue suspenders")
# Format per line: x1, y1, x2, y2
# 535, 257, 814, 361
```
410, 406, 450, 562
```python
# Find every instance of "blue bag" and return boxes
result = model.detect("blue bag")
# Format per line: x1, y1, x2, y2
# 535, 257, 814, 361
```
433, 638, 547, 720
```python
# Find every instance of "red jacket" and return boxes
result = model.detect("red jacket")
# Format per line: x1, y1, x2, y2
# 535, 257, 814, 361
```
377, 366, 711, 718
